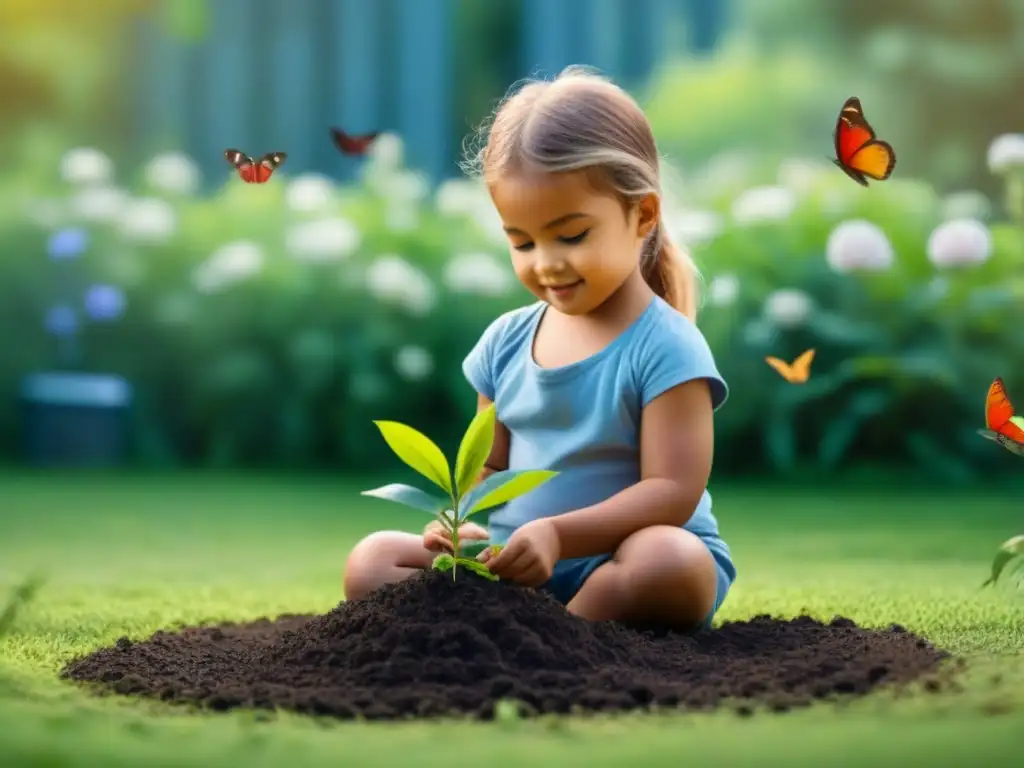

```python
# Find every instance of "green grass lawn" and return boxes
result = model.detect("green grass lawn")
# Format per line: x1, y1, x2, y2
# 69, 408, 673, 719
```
0, 472, 1021, 767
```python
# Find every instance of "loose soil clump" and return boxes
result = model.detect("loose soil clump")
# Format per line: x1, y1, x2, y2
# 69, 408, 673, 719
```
62, 570, 954, 720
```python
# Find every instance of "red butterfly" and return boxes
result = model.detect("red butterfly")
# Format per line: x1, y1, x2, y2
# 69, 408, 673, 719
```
330, 128, 378, 156
833, 97, 896, 187
224, 149, 287, 183
978, 377, 1024, 457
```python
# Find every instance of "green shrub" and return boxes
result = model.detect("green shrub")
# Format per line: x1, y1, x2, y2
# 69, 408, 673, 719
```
1, 132, 1022, 483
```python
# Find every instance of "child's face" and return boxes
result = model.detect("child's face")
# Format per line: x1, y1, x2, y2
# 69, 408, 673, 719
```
489, 170, 658, 315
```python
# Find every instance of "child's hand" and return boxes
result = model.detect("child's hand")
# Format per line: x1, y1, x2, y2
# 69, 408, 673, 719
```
479, 518, 560, 587
422, 519, 489, 553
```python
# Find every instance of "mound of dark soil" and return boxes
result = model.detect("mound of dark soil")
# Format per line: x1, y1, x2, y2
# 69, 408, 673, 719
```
61, 570, 955, 720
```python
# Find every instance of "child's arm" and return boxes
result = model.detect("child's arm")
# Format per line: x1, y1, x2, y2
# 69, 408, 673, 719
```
549, 379, 714, 560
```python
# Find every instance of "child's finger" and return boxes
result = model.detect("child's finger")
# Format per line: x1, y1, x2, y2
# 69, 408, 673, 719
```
459, 523, 490, 540
422, 532, 453, 553
476, 547, 494, 563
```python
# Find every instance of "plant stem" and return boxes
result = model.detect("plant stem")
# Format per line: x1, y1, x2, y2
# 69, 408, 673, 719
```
449, 494, 460, 581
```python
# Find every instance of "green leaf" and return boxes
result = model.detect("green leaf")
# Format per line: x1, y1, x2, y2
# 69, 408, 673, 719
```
904, 432, 976, 485
459, 469, 559, 519
817, 389, 890, 470
432, 553, 455, 573
455, 558, 499, 581
372, 420, 453, 495
764, 406, 797, 474
360, 483, 449, 516
981, 534, 1024, 588
1010, 416, 1024, 432
454, 404, 496, 499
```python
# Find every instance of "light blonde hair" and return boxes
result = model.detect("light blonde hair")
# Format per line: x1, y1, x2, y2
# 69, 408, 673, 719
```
463, 66, 699, 320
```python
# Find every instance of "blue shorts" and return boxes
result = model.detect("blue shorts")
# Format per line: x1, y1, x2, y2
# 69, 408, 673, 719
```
541, 534, 735, 631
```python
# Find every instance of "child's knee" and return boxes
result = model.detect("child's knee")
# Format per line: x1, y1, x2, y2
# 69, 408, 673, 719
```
342, 531, 428, 600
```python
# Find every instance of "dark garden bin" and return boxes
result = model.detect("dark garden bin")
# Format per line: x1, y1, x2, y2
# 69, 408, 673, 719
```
20, 372, 132, 467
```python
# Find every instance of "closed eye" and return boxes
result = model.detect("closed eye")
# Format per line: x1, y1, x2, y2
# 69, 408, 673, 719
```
559, 229, 590, 245
510, 229, 590, 252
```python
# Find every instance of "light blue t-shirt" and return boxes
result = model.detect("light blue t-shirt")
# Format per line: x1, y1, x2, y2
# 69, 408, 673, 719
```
462, 296, 733, 569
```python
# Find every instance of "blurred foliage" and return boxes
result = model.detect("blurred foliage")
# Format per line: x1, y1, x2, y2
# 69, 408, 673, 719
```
1, 134, 1023, 484
729, 0, 1024, 196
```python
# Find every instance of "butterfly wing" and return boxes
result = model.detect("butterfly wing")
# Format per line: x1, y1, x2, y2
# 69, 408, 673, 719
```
997, 414, 1024, 445
984, 377, 1014, 430
848, 140, 896, 181
330, 127, 378, 156
765, 356, 795, 382
790, 348, 816, 382
834, 98, 874, 163
833, 97, 895, 185
253, 152, 287, 183
225, 148, 256, 183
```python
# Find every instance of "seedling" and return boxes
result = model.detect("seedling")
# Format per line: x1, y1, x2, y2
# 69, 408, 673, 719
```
981, 534, 1024, 589
362, 404, 558, 580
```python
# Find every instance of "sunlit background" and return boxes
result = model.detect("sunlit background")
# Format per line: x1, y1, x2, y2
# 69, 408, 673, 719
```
1, 0, 1023, 485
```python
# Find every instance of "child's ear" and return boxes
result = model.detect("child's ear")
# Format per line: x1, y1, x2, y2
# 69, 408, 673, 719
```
635, 193, 660, 240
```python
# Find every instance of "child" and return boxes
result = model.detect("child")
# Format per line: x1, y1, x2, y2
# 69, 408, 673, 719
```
343, 66, 735, 631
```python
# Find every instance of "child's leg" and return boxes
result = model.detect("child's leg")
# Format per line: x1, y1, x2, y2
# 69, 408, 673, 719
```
342, 531, 436, 602
565, 526, 722, 630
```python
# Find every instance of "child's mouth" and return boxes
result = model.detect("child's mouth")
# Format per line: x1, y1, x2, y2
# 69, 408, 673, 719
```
548, 280, 583, 298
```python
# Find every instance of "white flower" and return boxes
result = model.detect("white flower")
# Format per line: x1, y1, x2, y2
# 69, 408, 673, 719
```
192, 241, 264, 293
470, 203, 508, 244
435, 178, 485, 216
707, 273, 739, 307
825, 220, 895, 273
368, 132, 404, 169
70, 186, 126, 222
389, 170, 430, 203
668, 210, 723, 247
941, 190, 991, 221
365, 254, 436, 315
285, 217, 361, 262
764, 288, 813, 328
143, 152, 200, 196
118, 197, 176, 244
927, 218, 992, 269
986, 133, 1024, 175
285, 173, 335, 213
60, 147, 113, 185
443, 252, 514, 297
701, 151, 754, 194
731, 185, 797, 225
394, 346, 434, 381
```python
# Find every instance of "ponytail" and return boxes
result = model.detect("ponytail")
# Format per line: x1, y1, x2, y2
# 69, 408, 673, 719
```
641, 220, 699, 321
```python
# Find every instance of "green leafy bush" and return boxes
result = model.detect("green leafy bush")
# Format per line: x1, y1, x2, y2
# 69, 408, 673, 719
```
1, 131, 1023, 483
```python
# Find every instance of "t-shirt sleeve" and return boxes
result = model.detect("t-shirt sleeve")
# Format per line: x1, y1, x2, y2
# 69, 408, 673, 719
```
637, 314, 729, 411
462, 313, 511, 401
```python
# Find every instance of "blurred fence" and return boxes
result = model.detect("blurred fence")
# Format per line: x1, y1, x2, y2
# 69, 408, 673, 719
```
130, 0, 728, 187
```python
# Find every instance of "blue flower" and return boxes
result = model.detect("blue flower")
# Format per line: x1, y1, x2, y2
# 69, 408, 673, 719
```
45, 305, 78, 336
83, 284, 126, 322
47, 228, 89, 260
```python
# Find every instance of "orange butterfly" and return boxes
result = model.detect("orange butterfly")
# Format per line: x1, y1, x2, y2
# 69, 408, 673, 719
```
978, 378, 1024, 457
833, 97, 896, 187
765, 349, 815, 384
